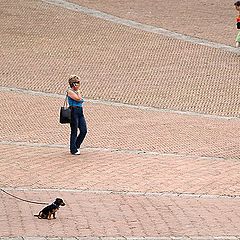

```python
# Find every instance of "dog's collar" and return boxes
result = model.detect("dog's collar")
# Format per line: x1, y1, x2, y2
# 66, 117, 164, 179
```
52, 203, 60, 208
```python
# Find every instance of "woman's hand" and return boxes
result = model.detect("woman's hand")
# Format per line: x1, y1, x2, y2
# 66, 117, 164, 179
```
68, 88, 82, 101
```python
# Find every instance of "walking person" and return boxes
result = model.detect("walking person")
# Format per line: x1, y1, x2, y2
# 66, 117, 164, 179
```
67, 75, 87, 155
234, 1, 240, 47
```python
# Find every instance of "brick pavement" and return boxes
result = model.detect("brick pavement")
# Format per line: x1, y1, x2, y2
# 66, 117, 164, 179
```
1, 89, 240, 160
1, 98, 240, 238
68, 0, 237, 46
1, 142, 240, 195
1, 186, 240, 237
1, 0, 240, 117
1, 0, 240, 239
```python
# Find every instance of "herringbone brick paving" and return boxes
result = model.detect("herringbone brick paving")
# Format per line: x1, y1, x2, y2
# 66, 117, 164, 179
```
1, 0, 240, 239
69, 0, 236, 46
1, 143, 240, 196
1, 0, 240, 117
1, 90, 240, 160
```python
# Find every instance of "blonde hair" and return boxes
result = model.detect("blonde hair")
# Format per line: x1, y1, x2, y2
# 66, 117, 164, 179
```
68, 75, 80, 86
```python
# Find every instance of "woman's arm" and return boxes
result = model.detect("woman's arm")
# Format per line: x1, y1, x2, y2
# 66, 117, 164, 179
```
67, 89, 82, 101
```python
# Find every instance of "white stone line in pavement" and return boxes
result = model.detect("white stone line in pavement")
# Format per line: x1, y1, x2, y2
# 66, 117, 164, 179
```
2, 187, 240, 200
0, 140, 236, 162
2, 237, 240, 240
0, 86, 64, 99
0, 86, 238, 121
41, 0, 240, 54
0, 140, 67, 149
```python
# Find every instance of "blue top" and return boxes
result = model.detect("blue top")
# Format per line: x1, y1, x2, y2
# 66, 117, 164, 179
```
68, 96, 84, 107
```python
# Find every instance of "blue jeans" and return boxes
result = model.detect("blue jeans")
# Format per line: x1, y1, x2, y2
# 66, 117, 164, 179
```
70, 107, 87, 154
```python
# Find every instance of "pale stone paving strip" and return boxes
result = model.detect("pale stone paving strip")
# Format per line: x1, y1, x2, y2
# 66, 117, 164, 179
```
1, 140, 239, 162
2, 186, 240, 200
2, 237, 240, 240
1, 86, 237, 120
1, 237, 240, 240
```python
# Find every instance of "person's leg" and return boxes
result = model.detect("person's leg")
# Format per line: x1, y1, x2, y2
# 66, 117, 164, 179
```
70, 109, 79, 154
76, 115, 87, 150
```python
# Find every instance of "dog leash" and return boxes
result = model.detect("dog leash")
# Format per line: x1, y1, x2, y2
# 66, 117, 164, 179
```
0, 188, 48, 205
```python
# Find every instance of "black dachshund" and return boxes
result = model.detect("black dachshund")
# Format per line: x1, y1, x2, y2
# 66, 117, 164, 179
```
34, 198, 65, 220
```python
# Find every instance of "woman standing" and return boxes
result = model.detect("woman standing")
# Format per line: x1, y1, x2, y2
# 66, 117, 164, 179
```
67, 75, 87, 155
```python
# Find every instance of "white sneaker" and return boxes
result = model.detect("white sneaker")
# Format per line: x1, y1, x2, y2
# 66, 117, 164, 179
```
72, 150, 80, 155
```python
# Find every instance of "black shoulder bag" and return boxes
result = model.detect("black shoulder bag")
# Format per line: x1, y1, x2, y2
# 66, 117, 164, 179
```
60, 91, 71, 124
